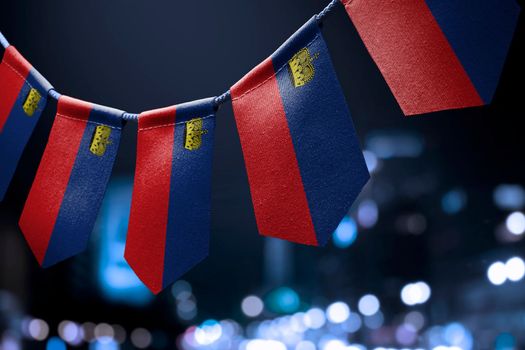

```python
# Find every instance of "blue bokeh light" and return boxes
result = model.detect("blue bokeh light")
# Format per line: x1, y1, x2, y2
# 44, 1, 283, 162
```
333, 217, 358, 249
266, 287, 301, 314
46, 337, 66, 350
441, 189, 467, 214
96, 178, 153, 306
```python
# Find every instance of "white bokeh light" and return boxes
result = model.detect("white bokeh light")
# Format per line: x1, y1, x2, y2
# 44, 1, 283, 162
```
241, 295, 264, 317
28, 319, 49, 341
487, 261, 507, 285
357, 294, 380, 316
506, 257, 525, 282
304, 308, 326, 329
295, 340, 316, 350
326, 302, 350, 324
401, 282, 431, 305
506, 212, 525, 235
322, 339, 347, 350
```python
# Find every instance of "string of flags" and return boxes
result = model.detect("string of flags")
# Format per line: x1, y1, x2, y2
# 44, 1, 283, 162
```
0, 0, 520, 294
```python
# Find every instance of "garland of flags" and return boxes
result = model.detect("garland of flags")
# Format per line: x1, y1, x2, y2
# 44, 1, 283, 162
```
0, 0, 520, 294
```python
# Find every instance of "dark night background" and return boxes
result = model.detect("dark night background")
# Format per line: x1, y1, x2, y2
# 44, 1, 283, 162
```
1, 0, 524, 349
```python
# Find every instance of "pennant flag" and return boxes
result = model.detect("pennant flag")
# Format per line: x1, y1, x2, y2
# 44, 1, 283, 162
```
340, 0, 520, 116
0, 46, 53, 200
230, 17, 369, 247
19, 96, 124, 267
125, 98, 216, 294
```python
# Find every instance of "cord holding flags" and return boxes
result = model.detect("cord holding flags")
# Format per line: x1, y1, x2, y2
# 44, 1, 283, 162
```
0, 0, 521, 293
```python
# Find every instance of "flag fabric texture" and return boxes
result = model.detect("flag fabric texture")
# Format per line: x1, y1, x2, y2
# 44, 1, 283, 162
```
19, 96, 124, 267
125, 98, 216, 294
341, 0, 521, 115
230, 17, 370, 247
0, 46, 53, 200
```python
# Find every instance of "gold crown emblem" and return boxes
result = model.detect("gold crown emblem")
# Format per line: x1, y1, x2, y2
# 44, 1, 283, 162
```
23, 88, 42, 117
90, 125, 112, 156
288, 48, 317, 88
185, 118, 208, 151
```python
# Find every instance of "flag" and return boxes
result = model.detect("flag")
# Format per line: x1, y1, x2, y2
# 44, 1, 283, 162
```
0, 46, 53, 200
19, 96, 124, 267
125, 98, 216, 294
340, 0, 521, 115
230, 17, 369, 247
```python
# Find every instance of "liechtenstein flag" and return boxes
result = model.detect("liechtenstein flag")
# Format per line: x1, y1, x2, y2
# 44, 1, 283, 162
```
231, 17, 369, 247
19, 96, 124, 267
0, 45, 53, 200
125, 98, 216, 294
341, 0, 521, 115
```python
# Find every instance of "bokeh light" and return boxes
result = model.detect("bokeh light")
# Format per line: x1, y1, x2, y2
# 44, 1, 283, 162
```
333, 217, 358, 249
242, 295, 264, 318
326, 302, 350, 324
304, 308, 326, 329
401, 282, 431, 305
357, 294, 380, 316
506, 212, 525, 235
28, 319, 49, 341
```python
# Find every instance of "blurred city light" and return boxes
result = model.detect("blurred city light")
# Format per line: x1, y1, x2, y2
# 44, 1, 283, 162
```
487, 257, 525, 285
295, 340, 316, 350
94, 323, 114, 344
333, 217, 358, 249
246, 339, 286, 350
89, 340, 119, 350
363, 150, 380, 173
1, 333, 20, 350
28, 318, 49, 341
493, 185, 525, 210
342, 313, 362, 333
58, 320, 82, 345
96, 179, 153, 306
242, 295, 264, 317
401, 282, 431, 306
82, 323, 96, 343
443, 323, 473, 350
130, 328, 152, 349
326, 302, 350, 324
172, 280, 192, 299
404, 311, 425, 331
441, 189, 467, 214
395, 323, 418, 346
304, 308, 326, 329
357, 294, 380, 316
266, 287, 300, 314
495, 333, 516, 350
505, 257, 525, 282
505, 212, 525, 235
46, 337, 66, 350
322, 339, 347, 350
194, 320, 222, 345
357, 200, 379, 229
363, 311, 384, 330
487, 261, 507, 285
366, 131, 425, 159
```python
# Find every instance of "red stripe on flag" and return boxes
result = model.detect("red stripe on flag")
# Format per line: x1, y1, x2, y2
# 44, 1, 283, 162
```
125, 106, 176, 294
231, 58, 318, 246
19, 96, 91, 264
0, 46, 32, 132
342, 0, 484, 115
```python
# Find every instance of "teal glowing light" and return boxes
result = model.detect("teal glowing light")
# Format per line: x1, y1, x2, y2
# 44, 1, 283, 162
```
96, 178, 153, 306
441, 189, 467, 214
333, 217, 358, 249
266, 287, 301, 314
495, 333, 515, 350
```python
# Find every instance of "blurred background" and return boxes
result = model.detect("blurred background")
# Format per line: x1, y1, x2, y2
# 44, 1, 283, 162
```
0, 0, 524, 349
